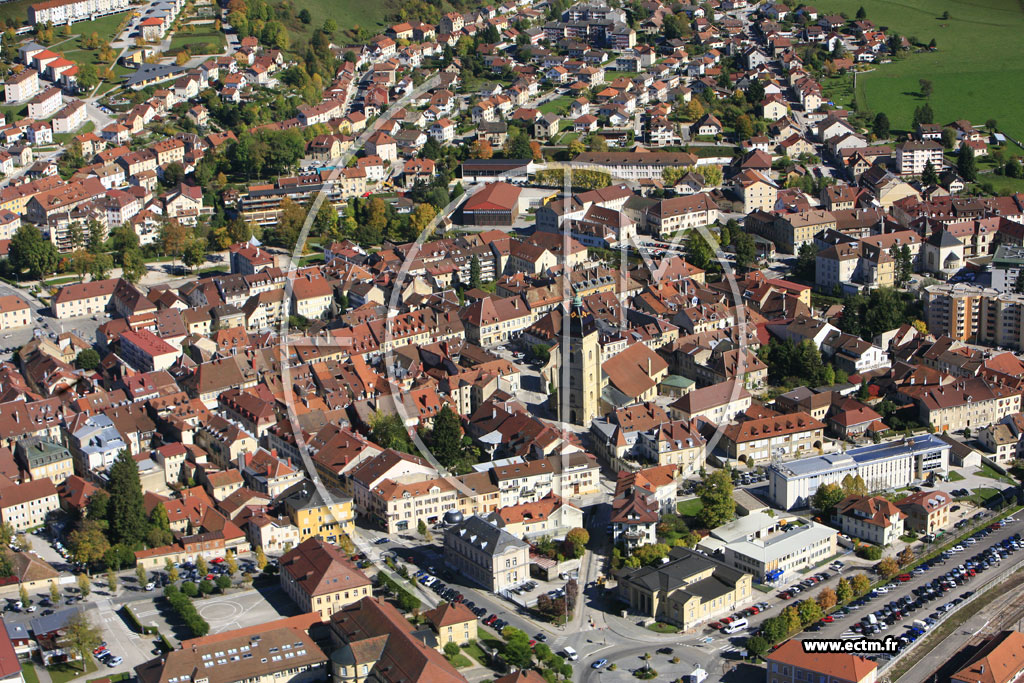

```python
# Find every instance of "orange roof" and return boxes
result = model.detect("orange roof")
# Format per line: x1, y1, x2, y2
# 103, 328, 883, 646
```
766, 640, 876, 682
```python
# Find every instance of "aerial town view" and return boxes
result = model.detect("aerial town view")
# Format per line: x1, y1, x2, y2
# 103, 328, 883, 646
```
0, 0, 1023, 681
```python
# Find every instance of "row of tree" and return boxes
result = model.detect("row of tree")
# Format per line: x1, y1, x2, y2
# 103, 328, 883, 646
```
376, 571, 421, 613
164, 584, 210, 637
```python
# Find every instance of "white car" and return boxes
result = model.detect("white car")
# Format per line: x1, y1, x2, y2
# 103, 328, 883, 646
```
145, 582, 155, 591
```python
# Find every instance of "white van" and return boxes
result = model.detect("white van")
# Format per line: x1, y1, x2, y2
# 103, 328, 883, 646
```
562, 646, 578, 661
722, 618, 748, 634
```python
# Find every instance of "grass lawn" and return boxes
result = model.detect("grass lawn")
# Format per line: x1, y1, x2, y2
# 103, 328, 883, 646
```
647, 622, 679, 633
168, 29, 227, 55
53, 120, 95, 146
947, 470, 965, 482
811, 0, 1024, 146
270, 0, 390, 48
976, 464, 1015, 484
67, 12, 130, 43
676, 498, 703, 517
752, 583, 774, 593
88, 674, 130, 683
461, 642, 490, 667
0, 0, 33, 27
21, 662, 40, 683
539, 96, 572, 116
975, 174, 1024, 195
48, 659, 97, 683
964, 488, 1001, 505
690, 145, 737, 158
446, 653, 473, 668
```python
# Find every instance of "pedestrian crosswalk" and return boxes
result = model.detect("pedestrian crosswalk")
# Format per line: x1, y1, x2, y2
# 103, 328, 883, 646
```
721, 644, 744, 655
840, 630, 860, 639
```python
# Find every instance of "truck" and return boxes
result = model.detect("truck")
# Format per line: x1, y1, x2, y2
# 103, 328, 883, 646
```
562, 646, 578, 661
682, 668, 709, 683
913, 619, 929, 631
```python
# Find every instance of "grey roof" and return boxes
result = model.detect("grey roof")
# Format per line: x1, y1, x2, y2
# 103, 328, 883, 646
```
30, 606, 84, 636
447, 515, 528, 557
622, 547, 747, 595
926, 230, 962, 248
123, 63, 188, 88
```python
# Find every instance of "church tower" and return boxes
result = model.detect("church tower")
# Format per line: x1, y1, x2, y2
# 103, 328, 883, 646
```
566, 295, 599, 426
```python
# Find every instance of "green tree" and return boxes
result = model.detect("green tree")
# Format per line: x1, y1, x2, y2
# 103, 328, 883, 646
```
762, 616, 787, 643
746, 634, 768, 659
501, 627, 534, 669
370, 411, 413, 453
76, 349, 101, 370
417, 519, 431, 541
182, 581, 199, 597
696, 469, 735, 528
782, 605, 801, 633
505, 128, 532, 159
215, 575, 231, 591
86, 490, 109, 522
65, 612, 102, 671
121, 249, 147, 284
106, 567, 117, 592
872, 112, 890, 139
430, 404, 464, 470
735, 114, 754, 141
225, 551, 237, 577
197, 555, 208, 576
19, 584, 29, 607
836, 577, 853, 604
323, 19, 337, 33
77, 572, 91, 597
686, 229, 714, 270
794, 241, 817, 281
147, 504, 173, 548
842, 474, 868, 497
182, 239, 207, 271
298, 8, 311, 23
798, 599, 822, 625
469, 255, 482, 289
811, 482, 844, 513
919, 79, 933, 98
108, 450, 146, 546
76, 60, 99, 90
89, 253, 113, 281
136, 565, 147, 586
922, 160, 939, 185
49, 582, 60, 605
67, 519, 110, 571
199, 579, 214, 595
9, 223, 58, 279
732, 231, 757, 270
957, 142, 978, 182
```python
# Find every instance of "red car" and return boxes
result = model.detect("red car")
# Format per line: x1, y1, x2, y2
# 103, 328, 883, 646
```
749, 606, 760, 615
898, 574, 911, 582
211, 557, 224, 564
721, 617, 734, 625
780, 592, 793, 600
822, 615, 834, 623
709, 622, 723, 630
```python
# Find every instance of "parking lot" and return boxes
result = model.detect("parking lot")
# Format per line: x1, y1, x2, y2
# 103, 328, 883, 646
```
712, 518, 1024, 666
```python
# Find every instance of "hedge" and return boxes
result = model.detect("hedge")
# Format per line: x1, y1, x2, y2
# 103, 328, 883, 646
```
163, 585, 210, 636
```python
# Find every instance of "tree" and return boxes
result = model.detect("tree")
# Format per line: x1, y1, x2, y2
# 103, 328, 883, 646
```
762, 616, 787, 643
159, 221, 189, 263
298, 8, 311, 23
957, 142, 978, 182
836, 577, 853, 604
76, 349, 101, 370
19, 584, 29, 607
851, 573, 871, 596
686, 229, 714, 270
67, 519, 110, 570
89, 253, 113, 281
197, 555, 208, 576
872, 112, 890, 139
797, 599, 822, 625
878, 556, 900, 578
65, 612, 102, 671
1014, 271, 1024, 295
735, 114, 754, 141
941, 127, 957, 149
225, 551, 238, 577
106, 567, 117, 592
811, 482, 844, 513
443, 642, 460, 658
817, 588, 837, 611
108, 450, 146, 547
794, 241, 817, 281
565, 528, 589, 558
696, 469, 735, 529
417, 519, 431, 541
856, 6, 867, 19
76, 61, 99, 90
505, 129, 532, 159
147, 504, 173, 548
745, 634, 768, 659
199, 579, 214, 595
469, 255, 482, 289
430, 404, 464, 471
732, 231, 757, 270
841, 473, 867, 498
76, 572, 91, 597
685, 98, 704, 121
922, 159, 939, 185
501, 627, 534, 669
255, 546, 268, 571
182, 581, 199, 597
782, 605, 801, 633
86, 490, 109, 522
49, 582, 60, 605
136, 565, 147, 586
470, 139, 493, 159
898, 547, 916, 566
215, 575, 231, 592
919, 79, 933, 98
121, 249, 147, 284
9, 223, 58, 279
183, 239, 207, 271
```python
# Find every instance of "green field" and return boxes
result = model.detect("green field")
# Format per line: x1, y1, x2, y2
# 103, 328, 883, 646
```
812, 0, 1024, 146
270, 0, 391, 46
169, 29, 227, 55
0, 0, 33, 27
